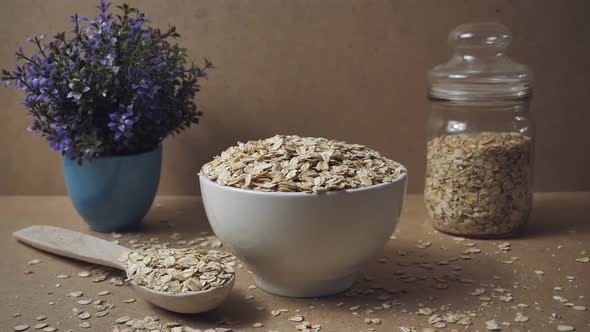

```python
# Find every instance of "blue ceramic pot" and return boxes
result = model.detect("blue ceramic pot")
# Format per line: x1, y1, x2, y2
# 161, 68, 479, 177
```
62, 146, 162, 232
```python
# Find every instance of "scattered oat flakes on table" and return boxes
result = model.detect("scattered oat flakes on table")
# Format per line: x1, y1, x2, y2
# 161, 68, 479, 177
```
514, 312, 529, 322
96, 311, 109, 318
115, 316, 131, 324
77, 270, 91, 278
486, 319, 501, 331
77, 311, 91, 320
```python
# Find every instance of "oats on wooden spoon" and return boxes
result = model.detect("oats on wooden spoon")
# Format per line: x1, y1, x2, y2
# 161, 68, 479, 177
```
121, 248, 235, 294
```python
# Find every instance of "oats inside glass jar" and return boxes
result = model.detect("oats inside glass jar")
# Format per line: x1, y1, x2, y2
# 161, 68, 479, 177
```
425, 132, 532, 237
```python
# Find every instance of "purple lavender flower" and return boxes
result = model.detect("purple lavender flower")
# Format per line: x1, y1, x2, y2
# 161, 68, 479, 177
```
108, 104, 137, 140
1, 1, 212, 162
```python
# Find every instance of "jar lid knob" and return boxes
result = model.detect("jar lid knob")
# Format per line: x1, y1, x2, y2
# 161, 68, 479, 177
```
449, 22, 512, 53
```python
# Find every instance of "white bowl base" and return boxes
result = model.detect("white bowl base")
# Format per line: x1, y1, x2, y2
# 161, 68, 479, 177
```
254, 273, 356, 298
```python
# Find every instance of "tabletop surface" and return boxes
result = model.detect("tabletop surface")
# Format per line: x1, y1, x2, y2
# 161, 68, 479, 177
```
1, 193, 588, 332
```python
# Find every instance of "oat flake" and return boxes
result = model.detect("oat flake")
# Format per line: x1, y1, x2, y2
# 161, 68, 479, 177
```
77, 271, 91, 278
486, 319, 501, 331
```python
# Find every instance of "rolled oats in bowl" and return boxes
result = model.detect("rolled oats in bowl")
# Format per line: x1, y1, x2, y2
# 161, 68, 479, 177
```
198, 135, 407, 193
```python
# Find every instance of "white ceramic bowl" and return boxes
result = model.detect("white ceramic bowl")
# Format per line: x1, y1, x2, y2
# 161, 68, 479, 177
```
199, 173, 407, 297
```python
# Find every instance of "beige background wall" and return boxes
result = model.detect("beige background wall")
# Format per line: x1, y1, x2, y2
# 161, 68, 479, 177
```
1, 0, 589, 195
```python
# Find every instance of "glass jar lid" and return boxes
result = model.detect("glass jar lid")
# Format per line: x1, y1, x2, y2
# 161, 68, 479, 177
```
428, 22, 532, 101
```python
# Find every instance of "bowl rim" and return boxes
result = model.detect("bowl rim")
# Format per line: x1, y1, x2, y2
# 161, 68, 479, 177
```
199, 171, 407, 197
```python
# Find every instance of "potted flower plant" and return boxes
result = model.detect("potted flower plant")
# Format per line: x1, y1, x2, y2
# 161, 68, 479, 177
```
1, 1, 212, 232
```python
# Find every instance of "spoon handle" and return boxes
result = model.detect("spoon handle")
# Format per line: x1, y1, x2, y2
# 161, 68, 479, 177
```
14, 225, 129, 270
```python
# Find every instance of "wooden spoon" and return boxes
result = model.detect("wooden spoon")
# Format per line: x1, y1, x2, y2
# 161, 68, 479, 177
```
14, 225, 234, 314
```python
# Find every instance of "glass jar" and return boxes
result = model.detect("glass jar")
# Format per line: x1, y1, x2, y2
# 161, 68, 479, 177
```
425, 22, 534, 238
